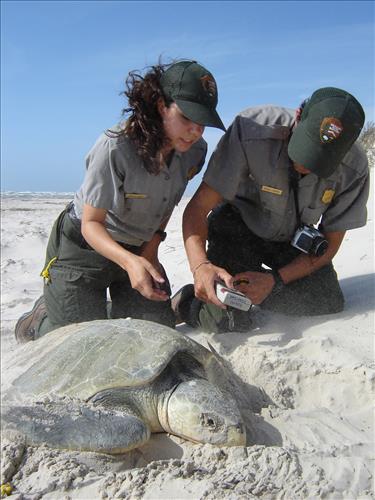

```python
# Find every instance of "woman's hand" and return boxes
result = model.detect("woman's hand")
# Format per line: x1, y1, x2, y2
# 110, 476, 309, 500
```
140, 245, 172, 297
81, 205, 169, 301
233, 271, 274, 304
123, 253, 170, 301
139, 243, 162, 273
193, 262, 234, 309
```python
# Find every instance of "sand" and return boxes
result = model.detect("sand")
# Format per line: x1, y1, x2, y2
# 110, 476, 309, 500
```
1, 180, 374, 499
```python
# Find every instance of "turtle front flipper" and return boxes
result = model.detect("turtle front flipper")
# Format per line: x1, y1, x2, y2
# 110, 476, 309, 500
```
1, 402, 150, 454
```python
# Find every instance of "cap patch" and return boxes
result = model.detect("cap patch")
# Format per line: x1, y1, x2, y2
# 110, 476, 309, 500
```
200, 75, 217, 98
320, 117, 343, 144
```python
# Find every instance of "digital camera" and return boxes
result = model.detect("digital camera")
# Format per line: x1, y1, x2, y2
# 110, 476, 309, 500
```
215, 282, 252, 311
291, 225, 328, 257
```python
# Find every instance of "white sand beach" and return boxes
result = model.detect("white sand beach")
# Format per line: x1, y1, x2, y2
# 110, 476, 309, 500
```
1, 179, 374, 499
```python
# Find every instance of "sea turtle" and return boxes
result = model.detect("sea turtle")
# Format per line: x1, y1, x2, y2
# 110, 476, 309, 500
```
1, 318, 246, 454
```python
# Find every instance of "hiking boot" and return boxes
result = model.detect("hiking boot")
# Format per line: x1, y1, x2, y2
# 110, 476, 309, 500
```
15, 295, 47, 343
171, 284, 195, 325
224, 307, 253, 333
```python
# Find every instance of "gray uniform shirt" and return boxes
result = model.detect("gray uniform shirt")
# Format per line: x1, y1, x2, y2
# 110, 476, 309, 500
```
74, 128, 207, 245
203, 105, 369, 242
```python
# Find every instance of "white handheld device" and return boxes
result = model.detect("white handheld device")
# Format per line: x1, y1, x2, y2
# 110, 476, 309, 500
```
215, 282, 251, 311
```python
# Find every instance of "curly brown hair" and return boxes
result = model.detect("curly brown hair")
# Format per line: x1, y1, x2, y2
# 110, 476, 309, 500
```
116, 62, 175, 175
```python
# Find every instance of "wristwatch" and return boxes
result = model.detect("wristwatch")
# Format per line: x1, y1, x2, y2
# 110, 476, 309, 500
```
155, 230, 167, 241
271, 269, 285, 294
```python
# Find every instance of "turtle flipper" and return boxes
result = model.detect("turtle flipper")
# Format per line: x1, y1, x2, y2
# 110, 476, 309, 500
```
1, 403, 150, 454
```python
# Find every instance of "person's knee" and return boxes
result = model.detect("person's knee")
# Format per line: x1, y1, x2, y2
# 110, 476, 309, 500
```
127, 296, 177, 329
263, 261, 345, 316
198, 303, 253, 333
321, 293, 345, 315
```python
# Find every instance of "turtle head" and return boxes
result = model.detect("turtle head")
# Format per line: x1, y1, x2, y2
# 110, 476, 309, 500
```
164, 379, 246, 446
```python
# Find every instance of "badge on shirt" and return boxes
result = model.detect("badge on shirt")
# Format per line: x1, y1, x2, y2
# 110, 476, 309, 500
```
261, 185, 283, 195
321, 189, 335, 204
124, 193, 148, 199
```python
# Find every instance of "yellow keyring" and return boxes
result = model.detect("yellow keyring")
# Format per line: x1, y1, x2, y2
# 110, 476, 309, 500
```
0, 483, 13, 496
40, 257, 57, 281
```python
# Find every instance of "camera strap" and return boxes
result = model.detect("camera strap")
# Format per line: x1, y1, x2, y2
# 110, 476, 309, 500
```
288, 165, 302, 227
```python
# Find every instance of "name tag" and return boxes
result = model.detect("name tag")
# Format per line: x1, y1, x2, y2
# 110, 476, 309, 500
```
321, 189, 335, 204
124, 193, 148, 199
261, 185, 283, 195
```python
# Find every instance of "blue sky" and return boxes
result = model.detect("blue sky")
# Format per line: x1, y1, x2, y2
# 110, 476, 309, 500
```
1, 1, 374, 194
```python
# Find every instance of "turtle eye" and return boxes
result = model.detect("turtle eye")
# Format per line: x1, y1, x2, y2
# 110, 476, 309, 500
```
200, 413, 218, 429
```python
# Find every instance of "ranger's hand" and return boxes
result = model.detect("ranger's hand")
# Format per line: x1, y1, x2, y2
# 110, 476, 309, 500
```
123, 254, 169, 301
193, 262, 234, 309
233, 271, 275, 304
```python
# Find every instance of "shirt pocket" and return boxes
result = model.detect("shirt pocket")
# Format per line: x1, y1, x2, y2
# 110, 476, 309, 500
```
300, 207, 324, 226
123, 196, 152, 215
259, 188, 288, 215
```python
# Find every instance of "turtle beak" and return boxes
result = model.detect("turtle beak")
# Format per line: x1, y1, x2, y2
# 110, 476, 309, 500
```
226, 422, 246, 446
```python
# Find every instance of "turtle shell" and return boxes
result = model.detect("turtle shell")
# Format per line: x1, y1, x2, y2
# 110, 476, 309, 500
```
2, 319, 217, 404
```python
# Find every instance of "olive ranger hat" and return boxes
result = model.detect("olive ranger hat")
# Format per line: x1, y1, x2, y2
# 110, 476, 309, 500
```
288, 87, 365, 178
160, 60, 226, 131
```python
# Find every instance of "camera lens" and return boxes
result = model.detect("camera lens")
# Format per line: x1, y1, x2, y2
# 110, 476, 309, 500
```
312, 237, 329, 257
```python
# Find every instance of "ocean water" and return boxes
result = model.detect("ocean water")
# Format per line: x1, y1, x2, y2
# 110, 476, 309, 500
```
0, 191, 75, 199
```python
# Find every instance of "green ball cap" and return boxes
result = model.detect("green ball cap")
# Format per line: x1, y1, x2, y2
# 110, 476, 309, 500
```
288, 87, 365, 178
160, 60, 226, 131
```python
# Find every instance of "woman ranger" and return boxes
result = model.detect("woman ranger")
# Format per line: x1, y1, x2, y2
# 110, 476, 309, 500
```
15, 59, 225, 342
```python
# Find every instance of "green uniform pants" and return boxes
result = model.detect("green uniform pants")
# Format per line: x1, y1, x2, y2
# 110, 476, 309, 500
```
38, 205, 175, 337
189, 203, 344, 333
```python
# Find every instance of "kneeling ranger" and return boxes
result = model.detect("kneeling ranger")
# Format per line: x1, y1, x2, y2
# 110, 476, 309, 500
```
174, 87, 369, 333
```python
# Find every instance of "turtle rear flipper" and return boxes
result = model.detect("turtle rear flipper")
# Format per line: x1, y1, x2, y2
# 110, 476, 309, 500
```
1, 403, 150, 454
